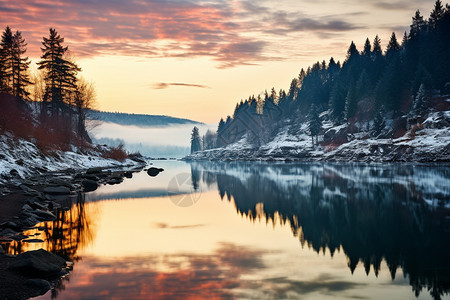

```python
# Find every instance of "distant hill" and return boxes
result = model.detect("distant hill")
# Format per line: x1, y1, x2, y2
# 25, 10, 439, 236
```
88, 110, 203, 127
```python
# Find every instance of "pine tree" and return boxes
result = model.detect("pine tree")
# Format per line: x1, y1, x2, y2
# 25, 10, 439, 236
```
362, 38, 371, 56
385, 32, 400, 57
345, 41, 359, 62
11, 31, 31, 99
288, 78, 299, 101
308, 104, 322, 146
190, 126, 202, 153
217, 118, 225, 133
412, 83, 429, 117
410, 10, 426, 37
429, 0, 445, 28
344, 84, 357, 121
0, 39, 7, 92
0, 26, 13, 93
372, 109, 385, 137
401, 32, 408, 48
372, 35, 382, 55
37, 28, 81, 115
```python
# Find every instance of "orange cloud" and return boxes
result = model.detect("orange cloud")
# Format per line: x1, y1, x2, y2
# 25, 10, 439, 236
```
0, 0, 370, 68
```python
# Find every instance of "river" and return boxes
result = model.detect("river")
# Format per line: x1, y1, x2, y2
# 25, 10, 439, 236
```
6, 161, 450, 299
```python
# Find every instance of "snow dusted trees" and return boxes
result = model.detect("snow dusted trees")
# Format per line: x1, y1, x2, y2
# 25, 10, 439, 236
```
190, 126, 202, 153
202, 130, 217, 150
210, 1, 449, 150
308, 104, 322, 147
372, 109, 386, 137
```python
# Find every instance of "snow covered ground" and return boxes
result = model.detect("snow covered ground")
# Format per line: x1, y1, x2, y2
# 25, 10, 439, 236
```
0, 131, 141, 185
186, 111, 450, 163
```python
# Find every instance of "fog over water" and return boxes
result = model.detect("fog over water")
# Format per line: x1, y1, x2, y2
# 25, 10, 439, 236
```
91, 121, 216, 157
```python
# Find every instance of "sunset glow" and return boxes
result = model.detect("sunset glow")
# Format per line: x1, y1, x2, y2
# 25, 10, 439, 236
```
0, 0, 434, 122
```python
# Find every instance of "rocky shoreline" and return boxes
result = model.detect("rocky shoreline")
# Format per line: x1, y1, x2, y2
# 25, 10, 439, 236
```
184, 140, 450, 163
0, 160, 146, 299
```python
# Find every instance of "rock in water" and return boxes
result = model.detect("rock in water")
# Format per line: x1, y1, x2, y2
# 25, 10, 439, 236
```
147, 167, 164, 177
43, 186, 70, 195
82, 179, 98, 192
8, 249, 66, 276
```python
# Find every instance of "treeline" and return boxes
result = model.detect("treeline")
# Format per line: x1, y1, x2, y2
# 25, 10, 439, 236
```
0, 26, 95, 149
89, 110, 201, 127
203, 1, 450, 150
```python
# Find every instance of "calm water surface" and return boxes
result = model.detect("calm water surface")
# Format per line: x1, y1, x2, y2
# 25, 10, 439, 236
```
8, 161, 450, 299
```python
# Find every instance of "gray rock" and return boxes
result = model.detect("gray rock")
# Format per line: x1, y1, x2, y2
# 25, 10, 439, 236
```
26, 200, 47, 210
47, 178, 72, 187
23, 239, 44, 243
147, 167, 164, 177
82, 179, 98, 192
11, 234, 28, 241
33, 209, 56, 221
22, 204, 33, 211
25, 279, 51, 295
86, 167, 103, 174
5, 221, 20, 230
22, 216, 40, 227
43, 186, 70, 195
8, 249, 66, 276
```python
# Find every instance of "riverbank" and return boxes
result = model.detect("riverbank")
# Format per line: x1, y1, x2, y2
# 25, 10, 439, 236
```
0, 161, 146, 299
0, 128, 148, 299
184, 113, 450, 163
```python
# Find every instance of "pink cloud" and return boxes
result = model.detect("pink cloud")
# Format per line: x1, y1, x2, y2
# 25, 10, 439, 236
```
0, 0, 367, 67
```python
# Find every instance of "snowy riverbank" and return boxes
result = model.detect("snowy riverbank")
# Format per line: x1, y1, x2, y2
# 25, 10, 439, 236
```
185, 111, 450, 163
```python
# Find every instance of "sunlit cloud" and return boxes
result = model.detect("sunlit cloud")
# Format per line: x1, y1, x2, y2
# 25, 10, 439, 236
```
153, 222, 206, 229
152, 82, 211, 89
0, 0, 373, 68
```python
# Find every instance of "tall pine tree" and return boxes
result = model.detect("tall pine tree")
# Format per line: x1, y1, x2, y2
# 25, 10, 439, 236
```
190, 126, 202, 153
11, 30, 31, 99
0, 26, 13, 93
37, 28, 80, 116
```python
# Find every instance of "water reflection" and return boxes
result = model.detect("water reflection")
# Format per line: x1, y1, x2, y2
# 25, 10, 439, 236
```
5, 193, 95, 260
6, 162, 449, 299
4, 193, 96, 299
189, 161, 450, 300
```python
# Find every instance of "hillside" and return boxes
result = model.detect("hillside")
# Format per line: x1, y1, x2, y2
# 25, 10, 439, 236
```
0, 94, 143, 184
88, 110, 202, 127
187, 1, 450, 162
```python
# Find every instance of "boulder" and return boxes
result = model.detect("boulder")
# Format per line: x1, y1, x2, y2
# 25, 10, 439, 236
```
25, 279, 51, 295
8, 249, 66, 276
147, 167, 164, 177
107, 177, 123, 185
82, 179, 98, 192
33, 209, 56, 221
43, 186, 71, 195
86, 167, 103, 174
75, 173, 98, 181
47, 178, 72, 188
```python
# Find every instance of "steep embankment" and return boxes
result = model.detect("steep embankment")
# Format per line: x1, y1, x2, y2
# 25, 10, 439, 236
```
185, 110, 450, 163
0, 131, 142, 186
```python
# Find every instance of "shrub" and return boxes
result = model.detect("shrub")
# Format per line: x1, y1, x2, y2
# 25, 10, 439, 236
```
101, 144, 128, 162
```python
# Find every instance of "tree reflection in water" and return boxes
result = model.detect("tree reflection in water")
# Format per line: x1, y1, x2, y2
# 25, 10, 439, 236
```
4, 192, 96, 299
190, 161, 450, 300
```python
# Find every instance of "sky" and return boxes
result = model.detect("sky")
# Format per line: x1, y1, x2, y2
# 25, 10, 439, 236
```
0, 0, 434, 123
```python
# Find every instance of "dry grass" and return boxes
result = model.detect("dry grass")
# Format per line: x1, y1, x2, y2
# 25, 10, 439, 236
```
101, 144, 128, 162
